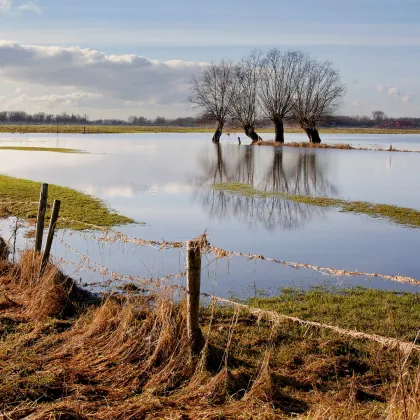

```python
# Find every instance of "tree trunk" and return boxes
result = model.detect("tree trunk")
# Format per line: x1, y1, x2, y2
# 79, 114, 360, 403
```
212, 123, 223, 143
311, 128, 321, 143
304, 127, 322, 144
274, 118, 285, 143
305, 128, 313, 142
244, 125, 260, 144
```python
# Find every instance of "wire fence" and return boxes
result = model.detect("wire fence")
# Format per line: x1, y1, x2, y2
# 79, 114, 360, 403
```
1, 198, 420, 355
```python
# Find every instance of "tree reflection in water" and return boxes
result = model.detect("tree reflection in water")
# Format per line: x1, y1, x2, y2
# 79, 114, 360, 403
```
192, 143, 338, 231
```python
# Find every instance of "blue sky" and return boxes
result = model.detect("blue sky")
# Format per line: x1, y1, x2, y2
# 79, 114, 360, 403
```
0, 0, 419, 118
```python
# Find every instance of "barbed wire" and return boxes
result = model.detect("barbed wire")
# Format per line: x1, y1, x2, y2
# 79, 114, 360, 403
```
55, 220, 420, 288
61, 217, 185, 249
206, 243, 420, 288
200, 292, 420, 355
56, 238, 186, 289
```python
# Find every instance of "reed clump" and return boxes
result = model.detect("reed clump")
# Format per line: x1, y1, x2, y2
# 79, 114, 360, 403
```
254, 140, 419, 153
1, 250, 420, 418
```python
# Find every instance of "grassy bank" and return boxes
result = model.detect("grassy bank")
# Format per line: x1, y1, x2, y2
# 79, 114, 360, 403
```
0, 252, 419, 418
0, 146, 85, 153
0, 174, 134, 229
250, 286, 420, 342
213, 183, 420, 229
1, 124, 420, 135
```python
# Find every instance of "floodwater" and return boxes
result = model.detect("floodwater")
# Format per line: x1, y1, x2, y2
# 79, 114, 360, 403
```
0, 132, 419, 297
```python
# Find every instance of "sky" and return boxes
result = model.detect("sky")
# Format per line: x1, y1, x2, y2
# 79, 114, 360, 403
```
0, 0, 419, 119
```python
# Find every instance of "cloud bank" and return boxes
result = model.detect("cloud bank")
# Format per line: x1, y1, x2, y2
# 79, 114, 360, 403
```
0, 40, 207, 111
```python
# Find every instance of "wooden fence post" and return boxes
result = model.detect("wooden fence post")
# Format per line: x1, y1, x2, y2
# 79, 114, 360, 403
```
186, 239, 203, 355
39, 200, 61, 277
35, 183, 48, 253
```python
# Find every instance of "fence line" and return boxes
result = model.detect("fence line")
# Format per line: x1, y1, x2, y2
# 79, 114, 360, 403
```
207, 243, 420, 288
3, 193, 420, 355
56, 238, 186, 289
58, 221, 420, 288
202, 293, 420, 355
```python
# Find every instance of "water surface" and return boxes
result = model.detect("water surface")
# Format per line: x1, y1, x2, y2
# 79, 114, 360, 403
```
0, 132, 419, 297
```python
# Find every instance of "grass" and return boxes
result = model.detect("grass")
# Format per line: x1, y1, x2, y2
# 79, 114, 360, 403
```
213, 183, 420, 229
1, 124, 420, 135
0, 146, 85, 153
250, 286, 420, 342
0, 252, 419, 418
0, 174, 134, 229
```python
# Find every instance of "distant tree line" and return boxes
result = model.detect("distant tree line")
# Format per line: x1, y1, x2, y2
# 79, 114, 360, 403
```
189, 49, 346, 144
0, 109, 418, 131
0, 111, 199, 127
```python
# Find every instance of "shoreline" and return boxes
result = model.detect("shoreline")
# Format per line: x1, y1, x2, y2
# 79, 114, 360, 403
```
1, 124, 420, 135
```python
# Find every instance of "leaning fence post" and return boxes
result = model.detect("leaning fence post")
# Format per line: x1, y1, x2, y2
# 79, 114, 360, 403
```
39, 200, 61, 277
35, 183, 48, 253
186, 238, 203, 355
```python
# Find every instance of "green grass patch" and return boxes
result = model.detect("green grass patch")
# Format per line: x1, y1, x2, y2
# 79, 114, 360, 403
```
249, 286, 420, 342
213, 182, 420, 228
0, 174, 135, 229
1, 124, 420, 135
0, 146, 85, 153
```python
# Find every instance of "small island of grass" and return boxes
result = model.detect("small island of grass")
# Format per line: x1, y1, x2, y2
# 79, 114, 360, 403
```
0, 174, 135, 229
213, 182, 420, 228
0, 146, 86, 153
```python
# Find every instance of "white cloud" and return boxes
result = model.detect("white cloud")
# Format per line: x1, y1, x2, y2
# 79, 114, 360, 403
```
18, 2, 41, 14
387, 87, 399, 98
376, 83, 413, 103
0, 40, 207, 107
0, 0, 12, 12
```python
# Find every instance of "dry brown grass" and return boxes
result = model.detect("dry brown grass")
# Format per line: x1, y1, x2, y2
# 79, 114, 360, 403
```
1, 251, 420, 418
254, 140, 419, 153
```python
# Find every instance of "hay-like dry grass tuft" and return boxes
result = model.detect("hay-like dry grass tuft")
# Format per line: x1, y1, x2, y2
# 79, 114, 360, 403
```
1, 251, 420, 418
254, 140, 420, 152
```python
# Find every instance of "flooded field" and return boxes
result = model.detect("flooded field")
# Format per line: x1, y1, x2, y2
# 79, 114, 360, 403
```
1, 132, 419, 296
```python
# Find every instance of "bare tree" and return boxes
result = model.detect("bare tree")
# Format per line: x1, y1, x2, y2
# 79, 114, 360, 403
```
231, 50, 263, 144
291, 58, 345, 143
189, 60, 237, 143
372, 110, 387, 126
259, 49, 305, 143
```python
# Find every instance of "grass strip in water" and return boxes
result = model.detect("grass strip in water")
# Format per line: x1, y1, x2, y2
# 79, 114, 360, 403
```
0, 146, 86, 153
0, 174, 134, 229
213, 182, 420, 228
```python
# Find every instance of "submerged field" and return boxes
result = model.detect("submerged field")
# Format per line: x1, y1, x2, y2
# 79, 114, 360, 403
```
1, 132, 420, 418
0, 174, 134, 229
0, 252, 419, 419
